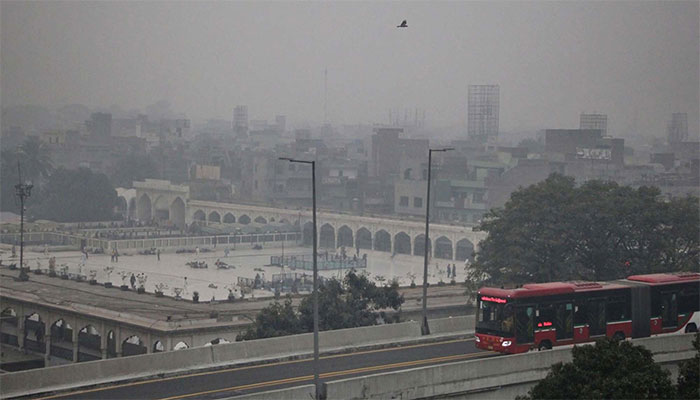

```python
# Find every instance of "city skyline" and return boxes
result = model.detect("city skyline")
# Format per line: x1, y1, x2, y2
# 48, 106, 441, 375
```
2, 1, 698, 137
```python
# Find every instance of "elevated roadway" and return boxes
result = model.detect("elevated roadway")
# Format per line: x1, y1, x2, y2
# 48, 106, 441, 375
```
36, 338, 493, 399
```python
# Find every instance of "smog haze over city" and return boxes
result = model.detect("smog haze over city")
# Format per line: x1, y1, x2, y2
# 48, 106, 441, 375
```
2, 1, 698, 135
0, 2, 699, 399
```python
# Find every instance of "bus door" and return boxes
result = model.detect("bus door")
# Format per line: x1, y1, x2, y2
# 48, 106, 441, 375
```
588, 299, 606, 336
555, 302, 574, 341
515, 305, 534, 345
660, 292, 678, 329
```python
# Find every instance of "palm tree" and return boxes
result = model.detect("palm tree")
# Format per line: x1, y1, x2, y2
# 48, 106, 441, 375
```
17, 137, 53, 183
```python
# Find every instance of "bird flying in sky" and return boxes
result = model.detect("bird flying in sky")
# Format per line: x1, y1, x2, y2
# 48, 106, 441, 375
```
397, 20, 407, 28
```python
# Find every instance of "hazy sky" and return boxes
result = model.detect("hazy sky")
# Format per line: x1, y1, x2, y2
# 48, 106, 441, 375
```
2, 1, 698, 136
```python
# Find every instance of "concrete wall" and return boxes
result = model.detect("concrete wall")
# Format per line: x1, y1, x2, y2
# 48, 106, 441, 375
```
0, 320, 429, 398
322, 334, 696, 400
428, 315, 473, 335
222, 385, 315, 400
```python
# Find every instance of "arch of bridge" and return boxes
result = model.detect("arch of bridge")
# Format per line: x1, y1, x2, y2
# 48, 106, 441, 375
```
185, 200, 485, 258
115, 188, 136, 219
133, 180, 190, 225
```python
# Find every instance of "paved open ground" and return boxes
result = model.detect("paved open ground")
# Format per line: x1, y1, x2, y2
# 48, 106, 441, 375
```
1, 245, 469, 302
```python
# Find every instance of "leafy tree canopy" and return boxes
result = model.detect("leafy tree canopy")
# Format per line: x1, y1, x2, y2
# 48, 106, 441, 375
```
471, 174, 699, 286
1, 137, 54, 213
520, 338, 676, 400
238, 270, 404, 340
677, 332, 700, 399
30, 167, 117, 222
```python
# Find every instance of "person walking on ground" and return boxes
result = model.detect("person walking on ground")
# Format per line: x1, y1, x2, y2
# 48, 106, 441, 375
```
130, 273, 136, 289
157, 249, 160, 261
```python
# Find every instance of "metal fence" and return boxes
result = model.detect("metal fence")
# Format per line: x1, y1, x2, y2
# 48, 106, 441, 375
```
270, 255, 367, 271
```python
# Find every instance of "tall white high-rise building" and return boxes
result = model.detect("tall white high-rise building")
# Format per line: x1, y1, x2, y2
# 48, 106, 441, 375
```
667, 113, 688, 144
468, 85, 499, 143
580, 113, 608, 136
233, 105, 248, 137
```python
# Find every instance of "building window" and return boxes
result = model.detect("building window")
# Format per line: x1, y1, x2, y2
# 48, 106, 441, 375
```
399, 196, 409, 207
473, 192, 484, 203
414, 197, 423, 208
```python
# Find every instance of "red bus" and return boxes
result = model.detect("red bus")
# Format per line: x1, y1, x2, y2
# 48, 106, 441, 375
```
475, 272, 700, 354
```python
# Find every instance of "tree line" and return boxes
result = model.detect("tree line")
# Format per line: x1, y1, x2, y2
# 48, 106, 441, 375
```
520, 334, 699, 399
470, 174, 698, 287
1, 137, 117, 222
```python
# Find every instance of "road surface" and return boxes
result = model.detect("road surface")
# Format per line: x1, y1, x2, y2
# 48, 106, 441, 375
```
39, 337, 495, 399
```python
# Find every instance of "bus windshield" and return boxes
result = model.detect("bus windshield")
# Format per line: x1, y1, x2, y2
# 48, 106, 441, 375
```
477, 297, 514, 337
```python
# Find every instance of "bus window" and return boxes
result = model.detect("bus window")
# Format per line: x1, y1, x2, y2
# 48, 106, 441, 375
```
477, 300, 514, 337
607, 296, 629, 322
574, 302, 587, 326
555, 303, 574, 340
588, 299, 606, 336
661, 292, 678, 328
537, 304, 555, 329
679, 286, 699, 315
515, 306, 534, 344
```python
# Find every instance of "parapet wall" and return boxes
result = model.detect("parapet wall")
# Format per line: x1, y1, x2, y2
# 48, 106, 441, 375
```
322, 334, 696, 400
1, 317, 468, 398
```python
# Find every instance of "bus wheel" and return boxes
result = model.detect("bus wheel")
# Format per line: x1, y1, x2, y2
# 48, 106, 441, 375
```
685, 323, 697, 333
613, 332, 625, 341
538, 340, 552, 351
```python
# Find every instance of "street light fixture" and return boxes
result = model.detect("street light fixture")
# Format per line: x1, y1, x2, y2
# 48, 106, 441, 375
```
279, 157, 320, 399
14, 162, 33, 282
421, 147, 453, 335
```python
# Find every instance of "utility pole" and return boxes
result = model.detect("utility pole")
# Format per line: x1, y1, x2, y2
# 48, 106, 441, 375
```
280, 157, 320, 399
421, 148, 453, 335
15, 162, 33, 281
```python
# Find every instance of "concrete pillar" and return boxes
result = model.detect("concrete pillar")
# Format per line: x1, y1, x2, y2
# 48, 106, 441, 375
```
72, 325, 79, 362
115, 327, 122, 357
17, 316, 25, 351
147, 332, 152, 354
100, 323, 108, 359
44, 334, 52, 364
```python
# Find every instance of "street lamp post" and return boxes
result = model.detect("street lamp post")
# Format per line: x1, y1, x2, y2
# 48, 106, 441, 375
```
15, 162, 33, 282
280, 157, 320, 399
421, 148, 453, 335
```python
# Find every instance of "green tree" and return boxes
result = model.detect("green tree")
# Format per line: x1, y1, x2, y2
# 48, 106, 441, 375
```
471, 174, 699, 286
16, 136, 54, 183
238, 295, 303, 340
109, 154, 159, 188
30, 167, 117, 222
238, 271, 404, 340
520, 339, 676, 400
472, 174, 578, 285
1, 137, 54, 213
299, 271, 404, 331
0, 150, 20, 213
677, 332, 700, 399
